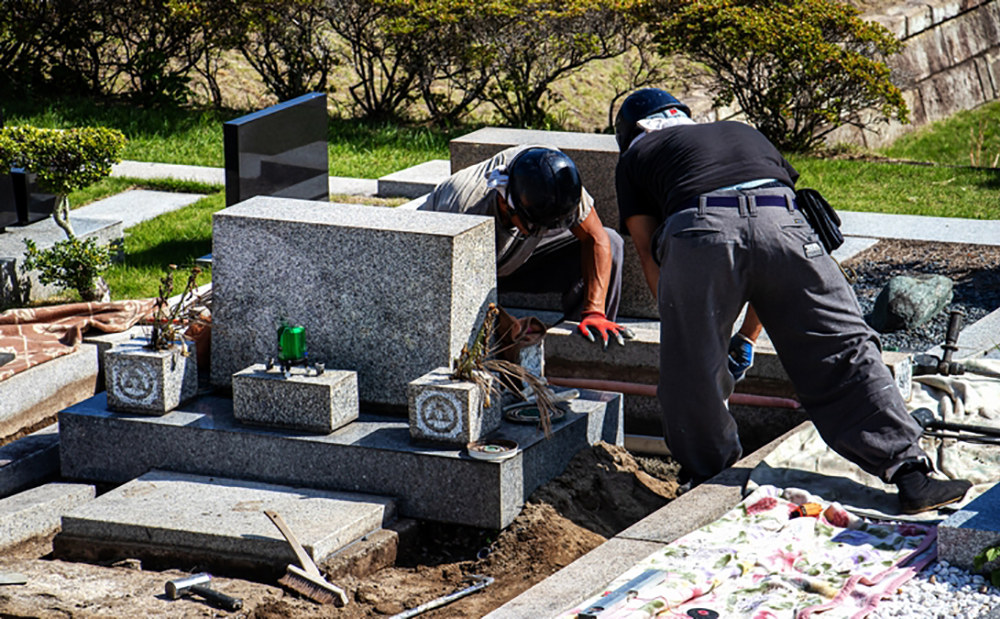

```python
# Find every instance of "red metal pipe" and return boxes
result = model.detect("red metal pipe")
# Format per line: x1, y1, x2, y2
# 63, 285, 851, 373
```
546, 376, 802, 410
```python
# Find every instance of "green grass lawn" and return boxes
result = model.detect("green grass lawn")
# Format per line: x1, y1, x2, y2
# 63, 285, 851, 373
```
6, 94, 999, 302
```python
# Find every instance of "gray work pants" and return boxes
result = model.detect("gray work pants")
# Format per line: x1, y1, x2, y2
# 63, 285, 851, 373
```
655, 186, 927, 484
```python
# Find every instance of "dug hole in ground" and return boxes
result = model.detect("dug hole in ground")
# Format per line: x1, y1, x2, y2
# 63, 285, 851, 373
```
0, 442, 681, 618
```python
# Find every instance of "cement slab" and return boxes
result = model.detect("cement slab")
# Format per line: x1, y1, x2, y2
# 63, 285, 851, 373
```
0, 423, 60, 499
58, 389, 623, 529
59, 470, 395, 568
938, 481, 1000, 572
0, 344, 98, 439
839, 211, 1000, 246
377, 160, 451, 198
330, 176, 378, 197
0, 482, 94, 550
72, 190, 203, 230
112, 161, 225, 186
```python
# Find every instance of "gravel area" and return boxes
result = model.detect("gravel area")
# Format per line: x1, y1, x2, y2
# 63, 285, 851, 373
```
845, 240, 1000, 353
872, 559, 1000, 618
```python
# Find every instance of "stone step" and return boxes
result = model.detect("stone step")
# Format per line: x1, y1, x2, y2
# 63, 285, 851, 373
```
0, 482, 95, 550
377, 159, 451, 198
58, 390, 623, 529
0, 423, 60, 499
55, 470, 395, 572
938, 481, 1000, 573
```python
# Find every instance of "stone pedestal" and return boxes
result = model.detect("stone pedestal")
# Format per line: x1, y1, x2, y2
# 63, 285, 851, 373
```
105, 340, 197, 415
407, 367, 501, 444
233, 364, 358, 433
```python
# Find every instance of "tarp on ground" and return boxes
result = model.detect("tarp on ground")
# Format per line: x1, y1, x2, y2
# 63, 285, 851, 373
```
559, 485, 934, 618
0, 300, 155, 382
747, 359, 1000, 521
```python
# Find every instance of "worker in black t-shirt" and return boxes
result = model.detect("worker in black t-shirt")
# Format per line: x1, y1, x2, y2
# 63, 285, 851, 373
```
613, 88, 971, 515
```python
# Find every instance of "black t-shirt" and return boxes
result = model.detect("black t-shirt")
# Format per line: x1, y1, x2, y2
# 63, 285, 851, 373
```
615, 121, 799, 225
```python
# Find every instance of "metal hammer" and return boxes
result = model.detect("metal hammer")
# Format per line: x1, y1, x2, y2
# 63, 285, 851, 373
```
165, 573, 243, 611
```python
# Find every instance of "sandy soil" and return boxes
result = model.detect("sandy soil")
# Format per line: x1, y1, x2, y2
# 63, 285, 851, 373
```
0, 444, 680, 619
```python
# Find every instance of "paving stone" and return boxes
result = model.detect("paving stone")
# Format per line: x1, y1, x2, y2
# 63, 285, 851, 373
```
58, 470, 394, 569
377, 160, 451, 198
0, 482, 94, 550
210, 196, 496, 411
72, 190, 203, 230
112, 161, 225, 186
939, 481, 1000, 572
58, 390, 623, 529
233, 364, 358, 433
0, 423, 59, 499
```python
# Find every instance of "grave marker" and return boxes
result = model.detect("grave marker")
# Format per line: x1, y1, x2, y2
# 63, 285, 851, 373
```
224, 92, 329, 207
211, 196, 496, 410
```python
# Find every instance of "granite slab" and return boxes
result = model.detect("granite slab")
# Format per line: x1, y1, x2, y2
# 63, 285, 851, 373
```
377, 159, 451, 198
0, 482, 94, 550
58, 470, 394, 568
0, 423, 60, 500
58, 389, 623, 529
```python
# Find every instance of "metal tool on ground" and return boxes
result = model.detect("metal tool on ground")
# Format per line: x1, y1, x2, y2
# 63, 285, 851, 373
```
388, 574, 494, 619
264, 509, 348, 606
0, 572, 27, 586
577, 569, 665, 619
164, 573, 243, 611
914, 310, 967, 377
911, 407, 1000, 444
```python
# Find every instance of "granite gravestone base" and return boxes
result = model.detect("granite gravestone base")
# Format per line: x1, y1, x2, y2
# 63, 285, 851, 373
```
58, 389, 624, 529
210, 196, 496, 411
224, 92, 330, 207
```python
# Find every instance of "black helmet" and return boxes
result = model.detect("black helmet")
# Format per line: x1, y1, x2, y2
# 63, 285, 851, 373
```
506, 147, 582, 229
614, 88, 691, 152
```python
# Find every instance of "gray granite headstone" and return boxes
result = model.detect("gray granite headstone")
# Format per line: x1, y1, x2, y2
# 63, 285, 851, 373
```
449, 127, 658, 319
224, 92, 329, 207
233, 364, 359, 433
211, 196, 496, 411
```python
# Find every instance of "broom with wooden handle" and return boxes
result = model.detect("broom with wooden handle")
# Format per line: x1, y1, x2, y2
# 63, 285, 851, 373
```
264, 510, 348, 606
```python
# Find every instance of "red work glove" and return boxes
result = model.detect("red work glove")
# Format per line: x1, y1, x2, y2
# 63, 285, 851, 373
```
577, 311, 634, 349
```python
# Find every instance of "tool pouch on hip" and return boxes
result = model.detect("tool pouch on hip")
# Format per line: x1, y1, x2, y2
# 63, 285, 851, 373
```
795, 188, 844, 253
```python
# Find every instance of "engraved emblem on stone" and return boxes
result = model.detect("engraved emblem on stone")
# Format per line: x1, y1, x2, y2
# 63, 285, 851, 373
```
114, 364, 158, 404
415, 391, 463, 437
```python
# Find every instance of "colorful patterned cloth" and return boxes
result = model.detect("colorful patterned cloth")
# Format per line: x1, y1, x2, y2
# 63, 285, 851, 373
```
560, 485, 934, 619
0, 300, 154, 381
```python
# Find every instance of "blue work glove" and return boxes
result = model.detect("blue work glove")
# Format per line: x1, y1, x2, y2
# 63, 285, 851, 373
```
727, 333, 755, 382
578, 311, 635, 350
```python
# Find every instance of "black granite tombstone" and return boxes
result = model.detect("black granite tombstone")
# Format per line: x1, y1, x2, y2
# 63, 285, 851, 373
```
0, 112, 15, 230
11, 169, 57, 225
0, 174, 17, 231
224, 92, 329, 207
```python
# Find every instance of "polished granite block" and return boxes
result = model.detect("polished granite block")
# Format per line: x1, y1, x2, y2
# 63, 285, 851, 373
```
11, 169, 56, 226
58, 389, 623, 529
224, 92, 329, 207
0, 174, 17, 230
210, 196, 496, 410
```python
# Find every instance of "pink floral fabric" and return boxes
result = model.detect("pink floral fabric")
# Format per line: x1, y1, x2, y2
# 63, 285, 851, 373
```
561, 485, 935, 619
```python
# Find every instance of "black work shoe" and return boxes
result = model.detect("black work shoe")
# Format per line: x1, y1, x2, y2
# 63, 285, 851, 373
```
894, 465, 972, 515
